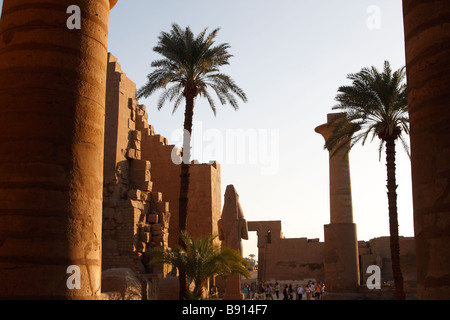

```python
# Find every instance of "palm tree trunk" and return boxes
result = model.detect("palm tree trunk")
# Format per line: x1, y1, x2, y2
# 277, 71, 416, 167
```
194, 282, 204, 300
178, 90, 195, 299
385, 138, 406, 300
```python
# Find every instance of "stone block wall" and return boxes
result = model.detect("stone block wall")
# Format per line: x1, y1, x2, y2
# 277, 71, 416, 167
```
102, 54, 171, 274
102, 53, 222, 275
265, 237, 325, 283
139, 116, 222, 248
358, 236, 417, 293
248, 221, 325, 283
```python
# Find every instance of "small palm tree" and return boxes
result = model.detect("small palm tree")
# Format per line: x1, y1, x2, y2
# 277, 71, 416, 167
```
325, 61, 409, 300
137, 24, 247, 299
146, 231, 250, 300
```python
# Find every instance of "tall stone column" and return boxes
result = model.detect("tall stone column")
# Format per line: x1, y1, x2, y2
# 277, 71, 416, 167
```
403, 0, 450, 300
315, 113, 360, 292
0, 0, 117, 299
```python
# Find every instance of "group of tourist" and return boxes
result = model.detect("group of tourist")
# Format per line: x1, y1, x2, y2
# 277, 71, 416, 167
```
242, 281, 326, 300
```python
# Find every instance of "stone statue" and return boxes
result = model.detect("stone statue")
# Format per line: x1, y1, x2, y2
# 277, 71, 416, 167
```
217, 185, 248, 299
218, 185, 248, 253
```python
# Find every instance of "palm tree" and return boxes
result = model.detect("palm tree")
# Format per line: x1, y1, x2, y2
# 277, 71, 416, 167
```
324, 61, 409, 300
146, 231, 250, 300
245, 254, 256, 269
137, 23, 247, 299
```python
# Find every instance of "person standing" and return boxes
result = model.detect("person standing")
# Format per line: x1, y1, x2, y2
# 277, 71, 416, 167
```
282, 284, 288, 300
267, 283, 274, 300
306, 284, 312, 300
297, 285, 303, 300
275, 282, 280, 299
315, 283, 322, 300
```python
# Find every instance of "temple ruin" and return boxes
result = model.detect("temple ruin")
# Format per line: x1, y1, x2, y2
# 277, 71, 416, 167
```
101, 54, 222, 274
0, 0, 449, 300
247, 220, 417, 298
99, 54, 224, 298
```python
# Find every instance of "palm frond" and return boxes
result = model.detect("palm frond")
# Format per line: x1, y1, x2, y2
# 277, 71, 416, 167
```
137, 24, 246, 114
145, 231, 249, 299
327, 60, 409, 159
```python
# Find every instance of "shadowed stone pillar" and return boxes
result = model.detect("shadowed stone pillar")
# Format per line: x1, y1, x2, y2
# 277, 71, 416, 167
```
0, 0, 117, 299
247, 220, 282, 284
218, 185, 248, 300
403, 0, 450, 300
315, 113, 360, 292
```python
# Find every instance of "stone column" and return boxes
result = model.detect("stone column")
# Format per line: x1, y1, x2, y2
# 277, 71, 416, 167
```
315, 113, 360, 292
218, 185, 248, 300
403, 0, 450, 300
247, 221, 282, 284
0, 0, 117, 299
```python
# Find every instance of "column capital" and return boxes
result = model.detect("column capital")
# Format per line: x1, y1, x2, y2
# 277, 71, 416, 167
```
315, 122, 334, 142
315, 112, 345, 142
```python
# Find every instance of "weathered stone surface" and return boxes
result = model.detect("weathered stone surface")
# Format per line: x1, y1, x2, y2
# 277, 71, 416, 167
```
132, 139, 141, 151
134, 181, 153, 192
139, 231, 151, 243
130, 200, 145, 211
155, 201, 169, 213
0, 0, 114, 299
147, 214, 158, 224
104, 208, 116, 219
316, 113, 360, 293
101, 268, 142, 300
158, 212, 171, 229
126, 148, 137, 159
151, 224, 163, 232
135, 242, 146, 253
218, 185, 248, 300
100, 291, 122, 300
133, 130, 142, 142
127, 189, 142, 200
403, 0, 450, 299
151, 192, 162, 202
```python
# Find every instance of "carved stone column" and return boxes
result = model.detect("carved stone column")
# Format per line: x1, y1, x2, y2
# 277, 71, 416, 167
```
0, 0, 116, 299
315, 113, 360, 292
403, 0, 450, 300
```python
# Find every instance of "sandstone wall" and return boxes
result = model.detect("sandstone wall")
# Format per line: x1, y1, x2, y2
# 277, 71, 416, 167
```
359, 236, 417, 292
102, 54, 222, 274
139, 110, 222, 249
264, 237, 325, 282
102, 54, 170, 274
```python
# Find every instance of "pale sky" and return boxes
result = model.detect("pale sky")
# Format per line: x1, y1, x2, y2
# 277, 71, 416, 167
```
0, 1, 414, 259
